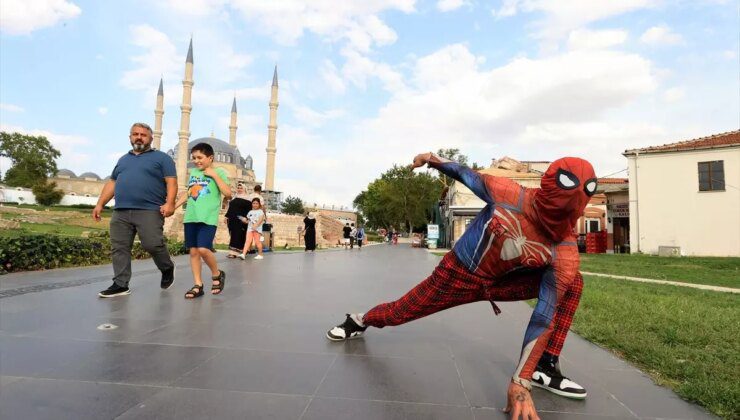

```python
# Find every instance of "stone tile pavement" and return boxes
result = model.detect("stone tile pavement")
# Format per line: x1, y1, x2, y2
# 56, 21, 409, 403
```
0, 245, 715, 419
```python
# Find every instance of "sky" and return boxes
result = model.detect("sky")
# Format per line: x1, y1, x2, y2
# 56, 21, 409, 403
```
1, 0, 738, 208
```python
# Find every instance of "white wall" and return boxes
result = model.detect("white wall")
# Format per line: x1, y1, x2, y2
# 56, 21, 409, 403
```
628, 147, 740, 256
0, 185, 115, 206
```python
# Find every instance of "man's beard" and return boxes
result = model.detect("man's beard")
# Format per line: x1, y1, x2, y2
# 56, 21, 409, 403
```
131, 141, 151, 152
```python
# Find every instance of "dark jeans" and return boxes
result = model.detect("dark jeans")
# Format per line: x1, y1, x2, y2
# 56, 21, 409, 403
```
110, 209, 174, 287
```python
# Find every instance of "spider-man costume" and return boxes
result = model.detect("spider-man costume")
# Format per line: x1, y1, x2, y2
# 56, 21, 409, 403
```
328, 153, 597, 398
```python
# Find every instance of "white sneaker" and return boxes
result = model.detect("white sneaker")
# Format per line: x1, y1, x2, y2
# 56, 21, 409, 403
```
238, 254, 246, 260
254, 255, 264, 260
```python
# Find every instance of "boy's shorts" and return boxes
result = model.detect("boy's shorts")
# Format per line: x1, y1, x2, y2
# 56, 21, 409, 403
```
184, 222, 217, 249
343, 238, 350, 244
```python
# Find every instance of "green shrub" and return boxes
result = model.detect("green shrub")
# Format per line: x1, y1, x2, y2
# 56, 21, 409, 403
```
0, 234, 187, 274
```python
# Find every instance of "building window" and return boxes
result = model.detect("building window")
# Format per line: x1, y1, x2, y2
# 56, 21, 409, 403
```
586, 218, 600, 233
698, 161, 725, 191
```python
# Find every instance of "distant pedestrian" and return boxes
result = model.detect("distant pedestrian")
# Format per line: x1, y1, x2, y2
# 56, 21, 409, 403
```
302, 212, 317, 252
174, 142, 231, 299
94, 122, 177, 298
356, 225, 366, 249
342, 223, 352, 249
239, 198, 266, 260
225, 184, 250, 258
349, 223, 357, 249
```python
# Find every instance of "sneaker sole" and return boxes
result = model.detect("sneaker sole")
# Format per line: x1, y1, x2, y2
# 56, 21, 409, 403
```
532, 381, 587, 399
161, 267, 176, 290
98, 290, 131, 298
325, 331, 364, 342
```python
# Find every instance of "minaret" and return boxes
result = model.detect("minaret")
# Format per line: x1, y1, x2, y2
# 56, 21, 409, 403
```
229, 97, 237, 147
152, 78, 164, 150
176, 38, 194, 189
265, 65, 278, 191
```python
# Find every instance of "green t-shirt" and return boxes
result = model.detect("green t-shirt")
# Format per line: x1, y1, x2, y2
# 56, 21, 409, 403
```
183, 167, 229, 226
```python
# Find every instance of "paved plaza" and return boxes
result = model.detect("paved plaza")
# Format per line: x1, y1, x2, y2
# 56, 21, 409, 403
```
0, 245, 714, 419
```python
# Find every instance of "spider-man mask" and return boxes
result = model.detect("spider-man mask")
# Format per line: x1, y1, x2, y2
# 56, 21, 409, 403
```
533, 157, 597, 242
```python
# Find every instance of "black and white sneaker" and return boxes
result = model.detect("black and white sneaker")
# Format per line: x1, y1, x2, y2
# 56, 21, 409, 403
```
532, 357, 587, 399
98, 283, 131, 298
326, 314, 367, 341
161, 266, 175, 289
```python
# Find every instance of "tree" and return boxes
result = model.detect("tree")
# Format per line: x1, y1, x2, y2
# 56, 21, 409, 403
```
0, 132, 61, 188
32, 181, 64, 206
436, 148, 471, 188
281, 195, 305, 215
354, 165, 442, 232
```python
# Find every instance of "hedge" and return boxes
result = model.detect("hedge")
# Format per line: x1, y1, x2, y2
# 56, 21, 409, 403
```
0, 233, 187, 274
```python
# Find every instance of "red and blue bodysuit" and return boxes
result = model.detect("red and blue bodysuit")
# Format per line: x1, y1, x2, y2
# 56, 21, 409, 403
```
360, 155, 597, 390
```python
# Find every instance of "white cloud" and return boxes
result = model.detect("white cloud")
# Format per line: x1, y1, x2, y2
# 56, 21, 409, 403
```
163, 0, 414, 96
567, 29, 628, 50
640, 25, 684, 46
0, 0, 81, 35
98, 107, 108, 115
722, 49, 737, 59
662, 87, 685, 102
119, 25, 182, 91
0, 103, 24, 112
95, 54, 104, 60
319, 60, 346, 94
437, 0, 469, 12
491, 0, 521, 18
0, 124, 94, 171
291, 104, 345, 128
271, 44, 659, 205
493, 0, 654, 48
340, 48, 405, 92
164, 0, 227, 16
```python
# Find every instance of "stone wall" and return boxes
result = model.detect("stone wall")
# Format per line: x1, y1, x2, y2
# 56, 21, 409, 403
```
164, 209, 347, 249
267, 213, 304, 247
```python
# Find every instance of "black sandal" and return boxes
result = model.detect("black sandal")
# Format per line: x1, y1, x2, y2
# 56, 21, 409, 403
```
211, 270, 226, 295
185, 284, 204, 299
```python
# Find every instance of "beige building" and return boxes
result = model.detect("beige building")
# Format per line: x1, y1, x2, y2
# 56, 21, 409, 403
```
623, 130, 740, 256
52, 170, 109, 197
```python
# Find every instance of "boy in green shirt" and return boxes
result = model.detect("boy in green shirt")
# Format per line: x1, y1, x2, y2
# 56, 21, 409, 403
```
174, 142, 232, 299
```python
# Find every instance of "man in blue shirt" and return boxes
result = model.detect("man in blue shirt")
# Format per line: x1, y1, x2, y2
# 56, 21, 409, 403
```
92, 122, 178, 297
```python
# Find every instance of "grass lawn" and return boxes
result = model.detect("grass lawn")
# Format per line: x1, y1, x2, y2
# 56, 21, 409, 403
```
580, 253, 740, 288
430, 251, 739, 288
0, 222, 106, 238
572, 276, 739, 419
1, 203, 113, 214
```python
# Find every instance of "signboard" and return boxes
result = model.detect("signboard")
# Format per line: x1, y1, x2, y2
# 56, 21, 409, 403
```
427, 224, 440, 240
609, 203, 629, 218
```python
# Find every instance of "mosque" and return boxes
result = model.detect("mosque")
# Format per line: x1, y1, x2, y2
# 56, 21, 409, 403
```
52, 38, 281, 209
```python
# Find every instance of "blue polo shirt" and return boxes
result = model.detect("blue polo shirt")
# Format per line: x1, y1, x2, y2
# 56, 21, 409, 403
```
111, 149, 177, 210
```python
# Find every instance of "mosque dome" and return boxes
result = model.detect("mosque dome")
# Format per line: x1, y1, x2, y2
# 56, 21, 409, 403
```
168, 137, 248, 169
79, 172, 101, 180
57, 169, 77, 178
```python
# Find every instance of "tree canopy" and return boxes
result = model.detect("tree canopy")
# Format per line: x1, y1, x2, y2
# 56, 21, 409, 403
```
32, 181, 64, 206
281, 195, 305, 215
0, 132, 61, 188
354, 165, 442, 233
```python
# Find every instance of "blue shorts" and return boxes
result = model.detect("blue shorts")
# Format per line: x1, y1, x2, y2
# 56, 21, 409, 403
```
184, 222, 217, 249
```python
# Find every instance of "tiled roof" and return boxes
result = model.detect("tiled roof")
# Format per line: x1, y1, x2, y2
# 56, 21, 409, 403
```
624, 130, 740, 155
598, 178, 628, 184
478, 167, 542, 178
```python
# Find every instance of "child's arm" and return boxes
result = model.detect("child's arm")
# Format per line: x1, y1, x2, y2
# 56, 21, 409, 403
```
173, 191, 188, 209
255, 213, 265, 227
